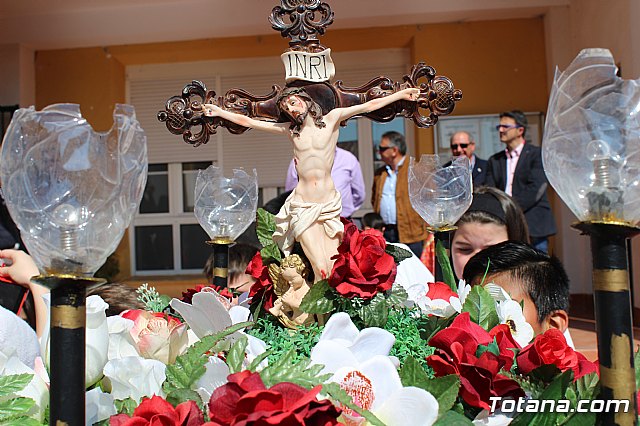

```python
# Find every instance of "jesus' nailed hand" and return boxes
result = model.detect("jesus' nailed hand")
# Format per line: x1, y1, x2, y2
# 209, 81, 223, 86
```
203, 86, 420, 283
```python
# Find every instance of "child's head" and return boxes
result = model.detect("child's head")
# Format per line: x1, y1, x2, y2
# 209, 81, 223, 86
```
452, 187, 529, 278
462, 240, 569, 335
361, 212, 385, 231
225, 243, 260, 293
86, 282, 145, 316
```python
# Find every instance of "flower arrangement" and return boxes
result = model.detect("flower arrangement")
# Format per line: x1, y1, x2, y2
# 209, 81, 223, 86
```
0, 211, 610, 426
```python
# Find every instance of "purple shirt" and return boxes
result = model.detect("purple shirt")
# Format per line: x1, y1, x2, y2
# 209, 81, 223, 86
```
285, 147, 366, 217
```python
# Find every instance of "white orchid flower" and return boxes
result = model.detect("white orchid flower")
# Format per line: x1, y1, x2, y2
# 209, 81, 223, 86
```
406, 282, 462, 318
457, 279, 472, 304
496, 299, 534, 347
194, 356, 230, 404
86, 387, 117, 424
102, 356, 166, 402
310, 312, 396, 374
170, 291, 267, 369
330, 355, 439, 426
0, 349, 49, 421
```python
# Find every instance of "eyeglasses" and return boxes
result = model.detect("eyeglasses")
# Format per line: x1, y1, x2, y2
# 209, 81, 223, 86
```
378, 146, 394, 152
451, 143, 469, 149
496, 124, 522, 131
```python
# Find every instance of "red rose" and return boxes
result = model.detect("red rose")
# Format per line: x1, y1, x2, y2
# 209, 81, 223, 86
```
181, 284, 234, 304
246, 252, 277, 311
427, 313, 523, 410
426, 281, 459, 301
328, 221, 396, 299
207, 371, 342, 426
110, 395, 204, 426
490, 323, 522, 371
516, 328, 598, 380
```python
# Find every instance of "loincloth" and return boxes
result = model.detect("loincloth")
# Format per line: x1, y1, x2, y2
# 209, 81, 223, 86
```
273, 189, 344, 255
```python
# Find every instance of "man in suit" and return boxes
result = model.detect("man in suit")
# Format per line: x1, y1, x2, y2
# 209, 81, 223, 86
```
372, 131, 428, 257
485, 110, 556, 252
447, 131, 487, 187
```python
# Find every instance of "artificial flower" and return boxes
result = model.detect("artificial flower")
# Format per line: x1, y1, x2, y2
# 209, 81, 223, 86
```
246, 252, 277, 311
194, 356, 231, 405
427, 313, 524, 410
102, 356, 166, 402
329, 221, 396, 299
86, 295, 110, 387
181, 284, 235, 304
207, 370, 342, 425
106, 316, 140, 361
330, 355, 439, 426
0, 349, 49, 421
310, 312, 396, 373
120, 309, 188, 364
110, 395, 205, 426
406, 281, 462, 318
495, 299, 534, 347
86, 387, 117, 425
516, 328, 598, 380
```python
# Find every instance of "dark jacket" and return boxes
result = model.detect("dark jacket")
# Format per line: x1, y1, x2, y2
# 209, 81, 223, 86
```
444, 155, 487, 187
485, 143, 556, 238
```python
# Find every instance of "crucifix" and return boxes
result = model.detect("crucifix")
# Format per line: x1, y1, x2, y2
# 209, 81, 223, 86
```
158, 0, 462, 285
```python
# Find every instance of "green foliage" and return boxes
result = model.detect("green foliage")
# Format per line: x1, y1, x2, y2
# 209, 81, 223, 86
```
259, 349, 330, 389
435, 240, 456, 291
509, 370, 573, 426
226, 335, 249, 374
0, 374, 33, 397
461, 285, 499, 330
162, 321, 252, 395
299, 280, 335, 314
260, 243, 282, 264
246, 316, 323, 364
386, 284, 409, 308
385, 244, 413, 264
0, 398, 36, 423
166, 389, 202, 407
385, 308, 434, 372
322, 382, 386, 426
0, 416, 41, 426
433, 410, 474, 425
476, 338, 500, 358
136, 283, 171, 313
115, 398, 137, 415
418, 315, 455, 344
400, 357, 460, 416
256, 208, 277, 248
0, 374, 36, 423
358, 292, 388, 327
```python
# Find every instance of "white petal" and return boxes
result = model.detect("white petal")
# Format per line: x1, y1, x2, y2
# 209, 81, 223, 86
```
485, 283, 511, 302
229, 305, 250, 326
86, 387, 116, 425
355, 355, 402, 410
310, 340, 359, 375
106, 316, 139, 360
319, 312, 359, 344
374, 386, 439, 426
194, 356, 230, 403
350, 327, 395, 363
473, 409, 514, 425
170, 293, 231, 339
244, 333, 268, 370
103, 356, 166, 402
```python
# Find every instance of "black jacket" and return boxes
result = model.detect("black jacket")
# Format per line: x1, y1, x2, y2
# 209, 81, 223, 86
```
485, 143, 556, 238
444, 155, 488, 187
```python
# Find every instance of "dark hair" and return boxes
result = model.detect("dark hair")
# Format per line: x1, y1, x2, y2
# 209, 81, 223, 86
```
204, 243, 259, 283
86, 282, 145, 316
500, 110, 528, 136
276, 87, 326, 136
361, 212, 385, 231
381, 131, 407, 155
462, 241, 569, 322
456, 186, 530, 243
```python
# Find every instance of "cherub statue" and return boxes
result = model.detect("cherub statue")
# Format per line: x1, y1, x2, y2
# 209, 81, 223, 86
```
204, 86, 420, 282
267, 254, 312, 328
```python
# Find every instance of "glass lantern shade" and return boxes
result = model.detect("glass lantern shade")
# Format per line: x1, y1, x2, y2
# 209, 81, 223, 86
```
543, 48, 640, 225
194, 166, 258, 242
408, 155, 473, 230
0, 104, 148, 275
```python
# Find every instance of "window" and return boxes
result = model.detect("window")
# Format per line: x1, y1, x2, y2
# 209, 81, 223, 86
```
131, 162, 212, 275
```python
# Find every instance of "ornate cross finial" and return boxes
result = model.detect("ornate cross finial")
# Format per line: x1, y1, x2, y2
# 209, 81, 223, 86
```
269, 0, 334, 47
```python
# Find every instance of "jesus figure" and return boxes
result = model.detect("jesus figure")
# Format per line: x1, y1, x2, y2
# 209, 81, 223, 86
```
203, 86, 420, 282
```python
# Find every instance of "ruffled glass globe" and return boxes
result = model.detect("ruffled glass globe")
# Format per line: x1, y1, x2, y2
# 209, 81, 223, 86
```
0, 104, 148, 275
543, 48, 640, 225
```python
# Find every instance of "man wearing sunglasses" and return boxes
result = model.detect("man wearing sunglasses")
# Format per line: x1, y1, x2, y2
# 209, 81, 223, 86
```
445, 131, 487, 186
372, 131, 428, 257
485, 110, 556, 253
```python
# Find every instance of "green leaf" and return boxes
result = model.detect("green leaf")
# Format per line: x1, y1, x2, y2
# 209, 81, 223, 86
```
322, 382, 386, 426
476, 338, 500, 358
419, 315, 455, 343
359, 293, 388, 327
247, 348, 273, 372
226, 335, 249, 374
385, 244, 413, 264
435, 240, 456, 291
0, 374, 33, 398
635, 346, 640, 392
166, 389, 202, 407
529, 363, 563, 383
574, 372, 599, 400
158, 294, 172, 311
163, 321, 252, 395
0, 397, 35, 421
433, 410, 474, 426
256, 208, 277, 248
115, 398, 137, 415
510, 370, 573, 426
399, 360, 460, 416
0, 417, 42, 426
259, 349, 329, 389
462, 285, 499, 330
387, 284, 408, 307
260, 243, 282, 263
299, 279, 334, 314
